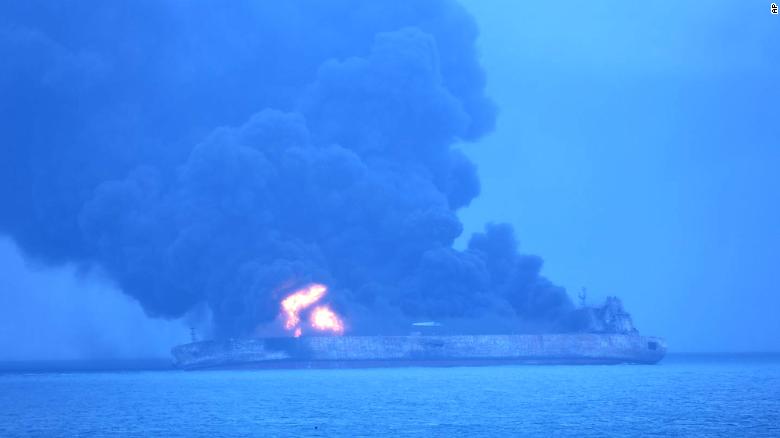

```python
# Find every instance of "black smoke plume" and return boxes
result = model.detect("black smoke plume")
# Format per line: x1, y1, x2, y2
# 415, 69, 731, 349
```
1, 0, 577, 337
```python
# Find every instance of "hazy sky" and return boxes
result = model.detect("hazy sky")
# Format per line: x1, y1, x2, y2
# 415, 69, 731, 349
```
1, 2, 777, 357
458, 1, 779, 351
0, 237, 188, 360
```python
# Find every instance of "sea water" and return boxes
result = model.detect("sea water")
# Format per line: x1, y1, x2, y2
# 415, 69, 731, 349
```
1, 355, 778, 437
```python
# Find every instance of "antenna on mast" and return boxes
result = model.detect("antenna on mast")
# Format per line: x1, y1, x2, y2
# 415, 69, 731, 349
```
578, 287, 587, 308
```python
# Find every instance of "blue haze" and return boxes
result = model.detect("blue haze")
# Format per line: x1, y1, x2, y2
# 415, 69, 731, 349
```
0, 0, 778, 358
1, 2, 779, 437
457, 1, 780, 352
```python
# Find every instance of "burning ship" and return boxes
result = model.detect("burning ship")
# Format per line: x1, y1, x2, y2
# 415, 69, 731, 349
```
172, 284, 666, 369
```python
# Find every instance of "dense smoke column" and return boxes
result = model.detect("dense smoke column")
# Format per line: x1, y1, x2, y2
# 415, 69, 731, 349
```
1, 0, 575, 336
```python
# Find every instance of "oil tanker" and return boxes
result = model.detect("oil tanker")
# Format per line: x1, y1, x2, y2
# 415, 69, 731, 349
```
171, 297, 666, 369
172, 333, 666, 369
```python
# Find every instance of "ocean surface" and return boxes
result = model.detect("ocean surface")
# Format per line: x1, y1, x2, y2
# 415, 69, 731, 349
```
1, 354, 779, 437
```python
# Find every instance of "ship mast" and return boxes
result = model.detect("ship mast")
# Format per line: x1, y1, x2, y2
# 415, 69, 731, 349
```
578, 287, 587, 307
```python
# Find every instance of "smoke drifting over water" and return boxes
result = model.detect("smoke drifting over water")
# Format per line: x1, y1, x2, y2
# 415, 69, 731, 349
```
1, 0, 576, 337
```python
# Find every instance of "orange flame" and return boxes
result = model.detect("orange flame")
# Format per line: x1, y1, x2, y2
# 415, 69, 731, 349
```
310, 306, 345, 334
279, 283, 345, 337
280, 283, 326, 330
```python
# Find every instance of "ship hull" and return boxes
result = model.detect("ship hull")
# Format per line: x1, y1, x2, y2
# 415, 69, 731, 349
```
172, 334, 666, 370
